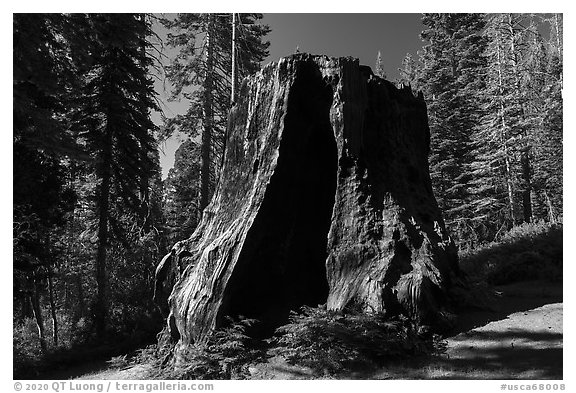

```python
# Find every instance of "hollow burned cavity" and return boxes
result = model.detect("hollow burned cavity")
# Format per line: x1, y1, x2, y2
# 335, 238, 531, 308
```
220, 61, 337, 337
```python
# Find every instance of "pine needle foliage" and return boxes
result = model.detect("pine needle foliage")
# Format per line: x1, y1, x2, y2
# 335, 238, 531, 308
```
405, 13, 562, 248
161, 13, 270, 210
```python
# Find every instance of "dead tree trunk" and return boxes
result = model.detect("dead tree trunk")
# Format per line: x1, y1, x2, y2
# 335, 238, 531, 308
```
31, 271, 48, 353
155, 54, 460, 349
520, 147, 533, 223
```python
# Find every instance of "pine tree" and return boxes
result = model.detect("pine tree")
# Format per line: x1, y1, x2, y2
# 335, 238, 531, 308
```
374, 50, 386, 78
503, 13, 534, 225
417, 13, 487, 246
536, 13, 563, 222
163, 140, 202, 245
397, 52, 420, 89
71, 13, 159, 338
13, 13, 83, 350
407, 13, 561, 246
472, 14, 536, 236
467, 13, 563, 240
13, 14, 87, 157
161, 13, 270, 213
519, 16, 549, 223
14, 14, 170, 357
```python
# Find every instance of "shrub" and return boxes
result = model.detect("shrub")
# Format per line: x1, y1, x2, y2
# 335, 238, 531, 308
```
269, 305, 446, 376
13, 317, 45, 377
459, 221, 562, 285
136, 308, 447, 379
13, 312, 84, 378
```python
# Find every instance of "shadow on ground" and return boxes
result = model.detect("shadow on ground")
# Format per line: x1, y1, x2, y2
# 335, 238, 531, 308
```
353, 279, 563, 380
432, 323, 563, 379
452, 279, 562, 335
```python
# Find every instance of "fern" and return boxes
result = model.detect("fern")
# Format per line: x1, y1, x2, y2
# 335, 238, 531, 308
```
270, 306, 445, 376
141, 316, 266, 380
136, 309, 447, 379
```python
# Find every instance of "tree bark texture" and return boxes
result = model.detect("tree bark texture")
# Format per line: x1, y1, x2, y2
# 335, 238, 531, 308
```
155, 54, 460, 348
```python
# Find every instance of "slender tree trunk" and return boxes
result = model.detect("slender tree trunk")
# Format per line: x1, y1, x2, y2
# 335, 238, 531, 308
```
47, 266, 59, 346
64, 166, 77, 313
200, 15, 215, 212
138, 14, 151, 233
231, 13, 237, 105
552, 14, 563, 89
31, 272, 48, 353
21, 291, 33, 319
495, 34, 516, 225
506, 14, 533, 224
501, 122, 516, 225
520, 147, 533, 223
43, 233, 59, 346
544, 189, 556, 223
140, 172, 150, 232
95, 125, 113, 339
554, 14, 562, 58
63, 281, 70, 311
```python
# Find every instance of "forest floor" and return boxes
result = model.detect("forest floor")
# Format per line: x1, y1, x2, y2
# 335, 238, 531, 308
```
67, 279, 562, 380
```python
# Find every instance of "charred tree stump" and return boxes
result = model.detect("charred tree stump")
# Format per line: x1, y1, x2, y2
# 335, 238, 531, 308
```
155, 54, 460, 348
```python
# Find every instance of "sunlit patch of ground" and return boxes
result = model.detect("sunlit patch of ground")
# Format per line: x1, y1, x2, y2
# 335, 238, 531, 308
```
77, 364, 154, 380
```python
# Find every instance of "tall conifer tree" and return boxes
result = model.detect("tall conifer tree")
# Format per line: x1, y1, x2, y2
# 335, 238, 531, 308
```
161, 13, 270, 213
163, 140, 202, 245
473, 14, 535, 233
417, 13, 487, 245
72, 14, 159, 337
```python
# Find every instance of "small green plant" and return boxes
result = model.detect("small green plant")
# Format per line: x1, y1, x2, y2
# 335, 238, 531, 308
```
269, 305, 446, 376
107, 354, 130, 369
134, 308, 449, 379
142, 317, 265, 380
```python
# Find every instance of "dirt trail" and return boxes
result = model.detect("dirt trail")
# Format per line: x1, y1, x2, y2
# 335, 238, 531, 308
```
434, 302, 562, 379
364, 279, 563, 379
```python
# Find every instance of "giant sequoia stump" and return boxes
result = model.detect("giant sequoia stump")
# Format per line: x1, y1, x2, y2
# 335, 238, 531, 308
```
155, 54, 460, 347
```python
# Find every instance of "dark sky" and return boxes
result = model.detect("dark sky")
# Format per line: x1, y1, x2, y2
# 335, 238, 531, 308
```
158, 13, 426, 177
